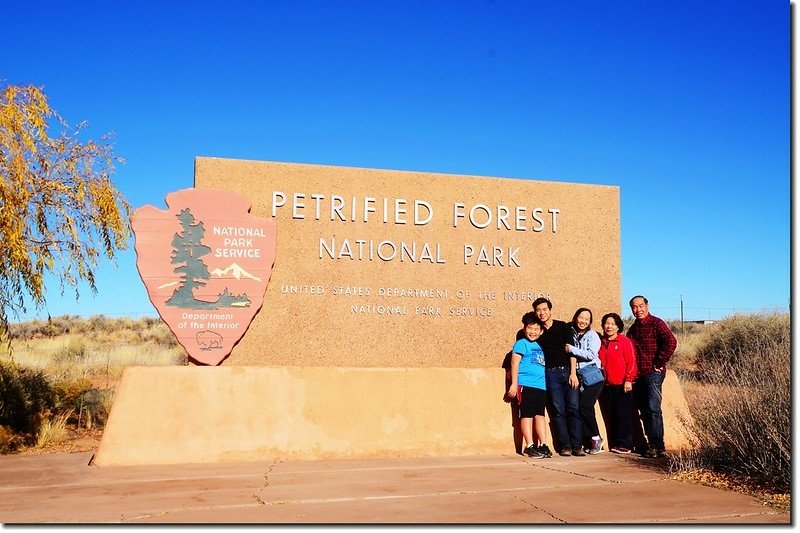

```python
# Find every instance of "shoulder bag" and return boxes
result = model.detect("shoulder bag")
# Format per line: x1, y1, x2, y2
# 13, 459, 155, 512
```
578, 364, 604, 387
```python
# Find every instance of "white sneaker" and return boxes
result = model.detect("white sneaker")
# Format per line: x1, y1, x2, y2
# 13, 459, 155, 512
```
587, 437, 604, 454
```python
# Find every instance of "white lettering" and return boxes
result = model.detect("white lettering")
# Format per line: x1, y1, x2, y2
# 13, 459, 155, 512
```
331, 195, 345, 221
292, 193, 305, 219
497, 205, 511, 230
453, 203, 466, 227
414, 200, 433, 225
214, 248, 261, 258
549, 208, 560, 232
364, 197, 376, 222
463, 245, 522, 267
515, 206, 527, 231
531, 207, 544, 232
271, 191, 286, 217
394, 199, 407, 224
377, 240, 397, 261
470, 204, 492, 229
311, 193, 324, 219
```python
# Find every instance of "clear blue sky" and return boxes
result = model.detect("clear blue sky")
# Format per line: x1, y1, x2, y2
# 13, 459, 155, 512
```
3, 0, 790, 321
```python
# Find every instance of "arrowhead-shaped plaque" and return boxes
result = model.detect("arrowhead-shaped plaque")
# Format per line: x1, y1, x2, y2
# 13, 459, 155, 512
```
132, 188, 277, 365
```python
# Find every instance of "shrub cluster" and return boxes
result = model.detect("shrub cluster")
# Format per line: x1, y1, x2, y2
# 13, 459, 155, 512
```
676, 313, 790, 492
9, 315, 177, 348
0, 362, 56, 450
693, 313, 790, 377
1, 315, 187, 452
0, 362, 110, 452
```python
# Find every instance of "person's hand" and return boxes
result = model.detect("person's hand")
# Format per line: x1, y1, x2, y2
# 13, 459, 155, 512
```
623, 381, 633, 393
655, 366, 665, 373
565, 344, 572, 353
507, 384, 518, 400
568, 373, 579, 390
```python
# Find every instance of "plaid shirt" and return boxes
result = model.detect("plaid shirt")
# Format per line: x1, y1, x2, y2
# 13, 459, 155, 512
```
627, 314, 677, 375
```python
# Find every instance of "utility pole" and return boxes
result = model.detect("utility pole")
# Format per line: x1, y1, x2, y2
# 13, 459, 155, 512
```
680, 294, 684, 334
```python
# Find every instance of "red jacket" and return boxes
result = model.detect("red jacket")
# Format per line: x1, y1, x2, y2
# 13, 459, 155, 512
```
599, 333, 638, 385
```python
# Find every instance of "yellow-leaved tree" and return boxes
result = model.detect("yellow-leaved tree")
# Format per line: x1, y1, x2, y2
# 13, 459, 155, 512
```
0, 83, 131, 341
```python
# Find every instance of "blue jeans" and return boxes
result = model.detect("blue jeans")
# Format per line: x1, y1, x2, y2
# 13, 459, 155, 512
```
545, 367, 582, 450
635, 370, 666, 450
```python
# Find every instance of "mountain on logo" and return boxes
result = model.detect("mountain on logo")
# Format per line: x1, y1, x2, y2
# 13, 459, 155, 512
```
210, 263, 262, 282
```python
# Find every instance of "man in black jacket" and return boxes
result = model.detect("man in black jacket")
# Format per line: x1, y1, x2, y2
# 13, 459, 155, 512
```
532, 297, 582, 456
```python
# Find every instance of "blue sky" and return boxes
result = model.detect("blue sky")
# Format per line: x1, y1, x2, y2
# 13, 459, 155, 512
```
3, 0, 789, 321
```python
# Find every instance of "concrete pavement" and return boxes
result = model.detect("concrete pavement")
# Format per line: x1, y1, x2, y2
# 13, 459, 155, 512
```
0, 451, 789, 524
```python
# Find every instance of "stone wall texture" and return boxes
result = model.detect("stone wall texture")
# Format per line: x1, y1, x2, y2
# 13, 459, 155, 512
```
92, 367, 693, 466
193, 157, 621, 368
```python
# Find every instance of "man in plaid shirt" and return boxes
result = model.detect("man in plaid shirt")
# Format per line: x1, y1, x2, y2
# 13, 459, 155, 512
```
627, 295, 677, 458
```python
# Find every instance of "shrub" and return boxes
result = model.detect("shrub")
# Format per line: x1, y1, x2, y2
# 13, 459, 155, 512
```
0, 362, 56, 436
86, 315, 113, 334
52, 338, 90, 365
36, 411, 71, 448
0, 315, 186, 453
8, 315, 83, 340
75, 389, 110, 429
694, 313, 790, 377
0, 425, 22, 453
675, 313, 790, 492
141, 325, 179, 348
53, 378, 93, 411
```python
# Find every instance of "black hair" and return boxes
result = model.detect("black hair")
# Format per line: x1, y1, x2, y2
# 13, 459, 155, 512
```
531, 297, 552, 311
629, 295, 648, 307
571, 307, 593, 328
601, 312, 625, 334
521, 311, 540, 327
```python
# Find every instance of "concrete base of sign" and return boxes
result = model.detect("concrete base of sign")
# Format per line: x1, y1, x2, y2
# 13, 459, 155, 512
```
92, 367, 693, 466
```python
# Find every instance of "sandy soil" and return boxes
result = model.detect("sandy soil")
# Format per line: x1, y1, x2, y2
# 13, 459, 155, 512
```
17, 427, 103, 456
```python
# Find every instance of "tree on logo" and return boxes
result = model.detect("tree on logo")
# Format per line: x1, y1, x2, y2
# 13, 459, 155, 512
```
166, 208, 213, 308
166, 208, 250, 309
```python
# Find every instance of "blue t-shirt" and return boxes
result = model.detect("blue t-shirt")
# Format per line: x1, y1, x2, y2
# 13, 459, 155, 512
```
512, 338, 546, 390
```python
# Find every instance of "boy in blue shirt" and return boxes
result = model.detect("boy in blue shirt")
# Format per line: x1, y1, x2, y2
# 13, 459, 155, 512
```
506, 312, 552, 458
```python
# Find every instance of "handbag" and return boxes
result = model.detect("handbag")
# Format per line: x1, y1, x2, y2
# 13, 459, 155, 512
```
578, 364, 604, 387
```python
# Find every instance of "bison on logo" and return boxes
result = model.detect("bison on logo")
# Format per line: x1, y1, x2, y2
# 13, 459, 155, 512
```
132, 188, 277, 365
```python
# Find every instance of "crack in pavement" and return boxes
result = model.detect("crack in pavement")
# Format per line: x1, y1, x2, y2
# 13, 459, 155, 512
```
253, 459, 279, 505
511, 493, 567, 523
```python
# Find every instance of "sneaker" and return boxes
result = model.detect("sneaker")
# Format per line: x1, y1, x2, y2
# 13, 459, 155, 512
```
656, 448, 667, 458
538, 444, 553, 458
523, 444, 544, 458
587, 438, 604, 455
642, 448, 658, 458
611, 447, 631, 454
572, 447, 586, 457
559, 448, 572, 456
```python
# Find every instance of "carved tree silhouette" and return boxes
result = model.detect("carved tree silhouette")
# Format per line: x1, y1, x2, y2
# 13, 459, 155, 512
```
165, 208, 212, 308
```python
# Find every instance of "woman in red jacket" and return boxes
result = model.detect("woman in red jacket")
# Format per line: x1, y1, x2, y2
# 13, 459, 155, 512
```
598, 312, 638, 454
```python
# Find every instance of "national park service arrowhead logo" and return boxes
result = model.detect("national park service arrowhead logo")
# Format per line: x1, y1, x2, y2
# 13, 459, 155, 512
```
132, 188, 277, 365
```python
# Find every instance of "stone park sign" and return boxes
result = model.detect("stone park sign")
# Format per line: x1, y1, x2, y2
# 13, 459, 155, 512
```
101, 162, 690, 466
187, 157, 620, 368
97, 159, 640, 466
132, 188, 277, 365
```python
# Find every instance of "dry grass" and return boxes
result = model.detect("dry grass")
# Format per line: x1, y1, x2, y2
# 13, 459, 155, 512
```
1, 315, 186, 453
3, 330, 187, 385
669, 468, 791, 514
35, 411, 72, 448
671, 312, 790, 504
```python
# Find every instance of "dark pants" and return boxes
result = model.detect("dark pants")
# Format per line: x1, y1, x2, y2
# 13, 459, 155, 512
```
545, 367, 581, 451
635, 370, 666, 451
600, 384, 635, 449
579, 380, 604, 442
